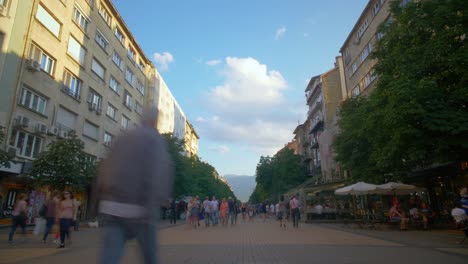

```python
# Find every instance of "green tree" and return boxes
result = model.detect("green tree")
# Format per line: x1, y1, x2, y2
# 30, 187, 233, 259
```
162, 133, 236, 200
250, 148, 308, 203
0, 126, 14, 168
334, 0, 468, 182
29, 131, 96, 191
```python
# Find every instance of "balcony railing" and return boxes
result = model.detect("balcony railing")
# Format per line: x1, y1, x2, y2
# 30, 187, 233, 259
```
61, 85, 81, 101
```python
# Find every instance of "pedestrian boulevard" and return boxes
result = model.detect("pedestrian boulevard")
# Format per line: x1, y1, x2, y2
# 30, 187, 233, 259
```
0, 218, 467, 264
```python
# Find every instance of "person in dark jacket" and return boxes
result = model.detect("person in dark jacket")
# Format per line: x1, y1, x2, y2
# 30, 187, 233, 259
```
94, 107, 174, 264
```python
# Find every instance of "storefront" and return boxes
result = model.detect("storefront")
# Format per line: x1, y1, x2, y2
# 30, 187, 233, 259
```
408, 162, 468, 215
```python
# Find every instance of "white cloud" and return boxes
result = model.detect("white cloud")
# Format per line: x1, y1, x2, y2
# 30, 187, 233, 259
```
206, 59, 222, 66
196, 117, 206, 122
196, 57, 306, 155
210, 145, 230, 154
153, 52, 174, 71
210, 57, 287, 108
275, 26, 286, 39
303, 33, 309, 37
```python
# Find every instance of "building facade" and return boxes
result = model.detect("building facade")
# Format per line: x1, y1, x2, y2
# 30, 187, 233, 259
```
340, 0, 390, 98
0, 0, 159, 221
184, 121, 199, 157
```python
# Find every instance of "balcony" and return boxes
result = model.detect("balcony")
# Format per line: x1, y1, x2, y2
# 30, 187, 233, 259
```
310, 119, 324, 134
61, 85, 81, 101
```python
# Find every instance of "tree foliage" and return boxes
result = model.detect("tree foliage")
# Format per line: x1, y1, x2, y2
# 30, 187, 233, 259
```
334, 0, 468, 183
30, 131, 96, 191
162, 134, 236, 200
249, 148, 308, 203
0, 126, 14, 168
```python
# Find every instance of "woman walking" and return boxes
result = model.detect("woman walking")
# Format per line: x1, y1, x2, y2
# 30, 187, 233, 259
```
278, 196, 287, 228
57, 191, 77, 248
241, 203, 246, 222
8, 194, 28, 243
220, 198, 229, 226
42, 191, 59, 243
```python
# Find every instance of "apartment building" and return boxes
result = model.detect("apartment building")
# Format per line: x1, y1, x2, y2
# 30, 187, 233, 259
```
0, 0, 154, 219
305, 75, 323, 177
184, 121, 199, 157
340, 0, 391, 98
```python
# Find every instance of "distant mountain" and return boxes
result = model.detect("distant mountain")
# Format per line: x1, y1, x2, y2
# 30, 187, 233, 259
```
224, 175, 256, 202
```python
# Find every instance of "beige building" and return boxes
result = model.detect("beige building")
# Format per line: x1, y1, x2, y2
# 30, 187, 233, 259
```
340, 0, 391, 98
184, 121, 199, 157
0, 0, 155, 219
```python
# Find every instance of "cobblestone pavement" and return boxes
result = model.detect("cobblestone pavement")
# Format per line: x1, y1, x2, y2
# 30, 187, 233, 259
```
0, 218, 467, 264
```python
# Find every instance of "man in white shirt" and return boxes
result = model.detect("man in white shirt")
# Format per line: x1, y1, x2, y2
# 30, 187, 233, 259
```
210, 196, 219, 226
315, 204, 323, 219
452, 202, 467, 224
202, 196, 211, 227
289, 195, 300, 228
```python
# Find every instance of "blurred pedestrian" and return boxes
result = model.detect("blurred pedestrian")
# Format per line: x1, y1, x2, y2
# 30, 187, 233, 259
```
202, 196, 211, 227
42, 191, 59, 243
289, 195, 300, 228
169, 199, 177, 224
56, 191, 77, 248
220, 198, 228, 226
278, 196, 287, 228
8, 193, 28, 243
94, 107, 174, 264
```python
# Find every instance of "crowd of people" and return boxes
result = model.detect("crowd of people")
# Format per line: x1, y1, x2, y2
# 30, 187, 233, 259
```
389, 186, 468, 230
8, 190, 80, 248
167, 194, 302, 229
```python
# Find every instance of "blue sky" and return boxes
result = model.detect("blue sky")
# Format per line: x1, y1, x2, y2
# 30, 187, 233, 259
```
113, 0, 368, 176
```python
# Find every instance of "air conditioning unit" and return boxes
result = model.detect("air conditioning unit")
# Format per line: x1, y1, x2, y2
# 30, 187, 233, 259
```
103, 141, 111, 147
58, 130, 68, 139
26, 59, 41, 72
7, 147, 19, 157
15, 115, 30, 128
353, 36, 361, 45
47, 126, 59, 136
35, 123, 48, 134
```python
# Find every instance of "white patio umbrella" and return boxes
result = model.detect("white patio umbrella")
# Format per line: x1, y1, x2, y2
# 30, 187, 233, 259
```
376, 182, 423, 195
334, 182, 382, 195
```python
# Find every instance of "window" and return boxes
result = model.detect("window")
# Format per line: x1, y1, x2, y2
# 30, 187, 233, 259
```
114, 27, 125, 45
62, 70, 82, 100
9, 129, 43, 159
35, 4, 61, 38
19, 87, 47, 115
87, 89, 102, 111
67, 36, 86, 65
57, 107, 77, 132
373, 0, 385, 16
109, 76, 121, 94
98, 3, 111, 26
127, 47, 135, 63
125, 68, 134, 86
359, 42, 373, 63
123, 90, 133, 109
121, 114, 129, 129
29, 43, 55, 75
136, 80, 145, 95
352, 86, 360, 97
73, 6, 89, 33
351, 62, 358, 74
112, 51, 123, 71
106, 103, 117, 120
83, 121, 99, 140
344, 48, 351, 65
95, 29, 109, 51
91, 58, 105, 79
135, 101, 143, 114
104, 132, 113, 146
356, 17, 369, 39
138, 60, 144, 72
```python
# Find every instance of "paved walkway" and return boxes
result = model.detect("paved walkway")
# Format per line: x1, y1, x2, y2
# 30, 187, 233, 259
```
0, 218, 467, 263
